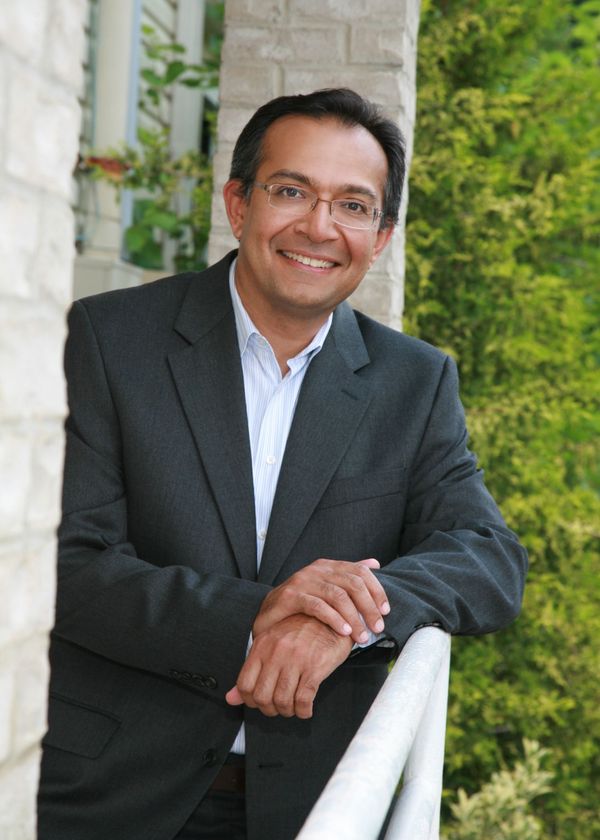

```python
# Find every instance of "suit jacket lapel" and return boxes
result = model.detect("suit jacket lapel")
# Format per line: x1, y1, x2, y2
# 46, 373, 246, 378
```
258, 302, 373, 585
167, 254, 257, 581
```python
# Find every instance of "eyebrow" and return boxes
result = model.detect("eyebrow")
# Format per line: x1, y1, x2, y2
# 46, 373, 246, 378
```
266, 169, 379, 202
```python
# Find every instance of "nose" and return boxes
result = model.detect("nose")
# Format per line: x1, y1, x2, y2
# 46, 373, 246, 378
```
294, 197, 339, 241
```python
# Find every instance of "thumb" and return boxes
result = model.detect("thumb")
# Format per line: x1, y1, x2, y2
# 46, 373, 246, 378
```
225, 686, 244, 706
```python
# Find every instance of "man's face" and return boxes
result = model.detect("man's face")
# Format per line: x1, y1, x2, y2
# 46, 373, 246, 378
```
223, 116, 393, 327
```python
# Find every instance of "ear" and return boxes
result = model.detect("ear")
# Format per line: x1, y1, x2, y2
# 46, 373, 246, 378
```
369, 223, 394, 268
223, 179, 249, 240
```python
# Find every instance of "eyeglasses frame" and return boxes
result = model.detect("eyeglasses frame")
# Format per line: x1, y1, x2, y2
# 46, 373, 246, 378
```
253, 182, 384, 231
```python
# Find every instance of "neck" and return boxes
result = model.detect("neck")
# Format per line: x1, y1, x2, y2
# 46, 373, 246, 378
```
236, 289, 330, 376
258, 310, 330, 376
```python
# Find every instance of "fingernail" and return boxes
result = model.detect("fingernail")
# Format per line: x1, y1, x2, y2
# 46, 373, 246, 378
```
381, 601, 390, 615
359, 631, 369, 643
343, 623, 352, 635
375, 619, 384, 633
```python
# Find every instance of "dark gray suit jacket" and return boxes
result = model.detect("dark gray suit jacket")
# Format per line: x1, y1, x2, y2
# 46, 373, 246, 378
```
38, 251, 526, 840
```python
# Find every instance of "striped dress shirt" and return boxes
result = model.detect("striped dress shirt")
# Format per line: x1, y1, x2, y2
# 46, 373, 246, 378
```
229, 261, 333, 569
228, 260, 332, 753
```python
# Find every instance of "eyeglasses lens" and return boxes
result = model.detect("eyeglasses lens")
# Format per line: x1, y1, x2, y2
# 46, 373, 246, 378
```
265, 184, 376, 230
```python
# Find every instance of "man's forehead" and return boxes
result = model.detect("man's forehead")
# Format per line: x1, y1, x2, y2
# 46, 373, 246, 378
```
258, 115, 388, 195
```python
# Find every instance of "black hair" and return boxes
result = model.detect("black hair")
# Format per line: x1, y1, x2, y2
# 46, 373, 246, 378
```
228, 88, 406, 229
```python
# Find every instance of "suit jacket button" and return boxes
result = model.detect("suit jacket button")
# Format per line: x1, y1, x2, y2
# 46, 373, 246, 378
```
203, 749, 217, 767
204, 676, 217, 690
169, 669, 180, 679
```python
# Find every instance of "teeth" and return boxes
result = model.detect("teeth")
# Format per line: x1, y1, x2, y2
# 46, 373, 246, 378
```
282, 251, 335, 269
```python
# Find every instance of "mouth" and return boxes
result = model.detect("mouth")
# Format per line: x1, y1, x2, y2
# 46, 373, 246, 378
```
280, 250, 338, 269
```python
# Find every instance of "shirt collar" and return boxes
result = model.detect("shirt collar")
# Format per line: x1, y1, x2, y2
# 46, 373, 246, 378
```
228, 258, 333, 368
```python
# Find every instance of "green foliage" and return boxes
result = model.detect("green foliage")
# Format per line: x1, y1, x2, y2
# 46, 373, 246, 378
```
139, 22, 219, 110
406, 2, 600, 837
203, 0, 225, 69
86, 23, 220, 271
443, 740, 553, 840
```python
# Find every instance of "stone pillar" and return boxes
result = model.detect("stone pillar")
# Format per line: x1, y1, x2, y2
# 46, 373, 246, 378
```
0, 2, 86, 838
209, 0, 420, 329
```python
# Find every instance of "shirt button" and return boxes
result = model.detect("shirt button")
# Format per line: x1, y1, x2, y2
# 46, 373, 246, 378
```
266, 455, 276, 465
258, 529, 267, 541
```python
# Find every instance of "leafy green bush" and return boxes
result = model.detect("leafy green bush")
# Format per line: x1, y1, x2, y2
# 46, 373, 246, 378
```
443, 740, 552, 840
406, 2, 600, 836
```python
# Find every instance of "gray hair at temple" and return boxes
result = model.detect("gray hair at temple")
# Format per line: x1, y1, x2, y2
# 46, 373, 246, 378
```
228, 88, 406, 230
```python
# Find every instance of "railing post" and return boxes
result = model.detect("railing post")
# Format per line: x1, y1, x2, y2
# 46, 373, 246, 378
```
384, 633, 450, 839
297, 627, 451, 840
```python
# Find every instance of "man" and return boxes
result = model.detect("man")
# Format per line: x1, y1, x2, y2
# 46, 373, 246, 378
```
38, 89, 527, 840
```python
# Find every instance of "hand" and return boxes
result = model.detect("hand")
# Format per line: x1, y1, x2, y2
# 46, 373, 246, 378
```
225, 614, 353, 719
253, 557, 390, 645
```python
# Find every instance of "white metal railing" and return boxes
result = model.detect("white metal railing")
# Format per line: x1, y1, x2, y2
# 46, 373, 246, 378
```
296, 626, 451, 840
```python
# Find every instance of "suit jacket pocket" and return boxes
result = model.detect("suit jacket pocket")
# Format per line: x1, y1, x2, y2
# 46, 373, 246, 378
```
42, 692, 121, 758
317, 467, 406, 511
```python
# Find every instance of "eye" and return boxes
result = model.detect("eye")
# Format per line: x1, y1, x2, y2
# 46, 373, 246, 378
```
273, 184, 307, 201
338, 200, 371, 216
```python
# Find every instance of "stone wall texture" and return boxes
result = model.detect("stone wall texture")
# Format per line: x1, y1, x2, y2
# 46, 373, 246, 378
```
0, 1, 86, 838
209, 0, 421, 328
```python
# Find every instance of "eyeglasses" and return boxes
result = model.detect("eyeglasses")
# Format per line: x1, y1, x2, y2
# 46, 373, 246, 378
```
254, 182, 384, 231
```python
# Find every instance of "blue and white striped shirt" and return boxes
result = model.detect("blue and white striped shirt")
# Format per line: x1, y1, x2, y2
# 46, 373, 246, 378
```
228, 260, 332, 571
228, 260, 332, 753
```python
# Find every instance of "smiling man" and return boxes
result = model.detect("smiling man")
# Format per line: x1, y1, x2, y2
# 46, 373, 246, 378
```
38, 89, 527, 840
224, 115, 392, 353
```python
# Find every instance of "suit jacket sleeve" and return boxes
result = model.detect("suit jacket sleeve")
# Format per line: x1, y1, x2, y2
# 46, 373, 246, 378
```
373, 353, 527, 649
53, 299, 271, 695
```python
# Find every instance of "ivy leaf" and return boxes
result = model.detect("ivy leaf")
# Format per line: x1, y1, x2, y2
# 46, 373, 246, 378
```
125, 225, 163, 269
164, 61, 187, 84
144, 208, 181, 233
124, 223, 152, 253
141, 68, 164, 87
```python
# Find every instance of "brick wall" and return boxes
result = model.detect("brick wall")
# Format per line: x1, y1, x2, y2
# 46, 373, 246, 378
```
0, 2, 86, 838
209, 0, 421, 328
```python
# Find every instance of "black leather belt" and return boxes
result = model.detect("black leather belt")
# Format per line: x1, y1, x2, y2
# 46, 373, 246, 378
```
210, 755, 245, 794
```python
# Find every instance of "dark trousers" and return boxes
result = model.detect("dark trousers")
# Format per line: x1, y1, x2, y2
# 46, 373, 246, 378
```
173, 759, 396, 839
174, 754, 246, 840
174, 789, 246, 840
